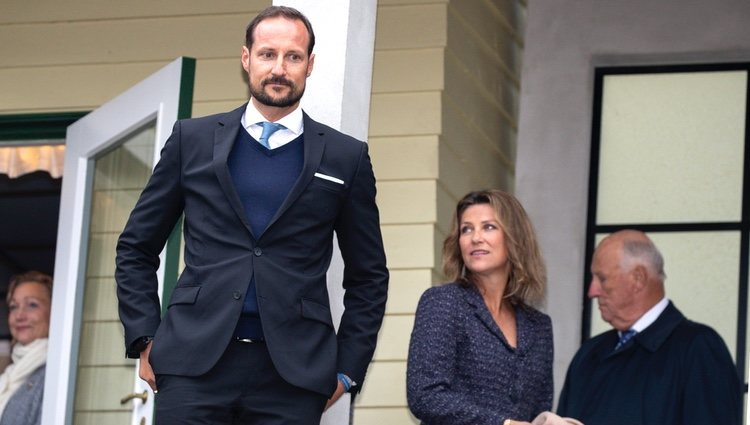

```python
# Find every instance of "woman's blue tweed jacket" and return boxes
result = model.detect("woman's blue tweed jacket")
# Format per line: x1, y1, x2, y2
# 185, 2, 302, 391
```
407, 283, 553, 424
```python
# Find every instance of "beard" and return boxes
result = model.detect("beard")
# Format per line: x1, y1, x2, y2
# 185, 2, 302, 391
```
249, 76, 305, 108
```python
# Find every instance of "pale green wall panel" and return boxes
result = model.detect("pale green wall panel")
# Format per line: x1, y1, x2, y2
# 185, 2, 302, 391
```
597, 71, 747, 224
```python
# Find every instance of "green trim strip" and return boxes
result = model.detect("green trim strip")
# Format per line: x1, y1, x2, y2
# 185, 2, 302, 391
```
0, 112, 88, 141
177, 57, 196, 120
161, 57, 196, 311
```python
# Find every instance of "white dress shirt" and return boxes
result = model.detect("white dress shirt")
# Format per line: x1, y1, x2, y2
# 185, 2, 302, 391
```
622, 297, 669, 337
241, 100, 304, 149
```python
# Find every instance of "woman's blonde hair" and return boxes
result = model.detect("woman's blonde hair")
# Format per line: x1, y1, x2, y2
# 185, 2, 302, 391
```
442, 190, 546, 307
7, 271, 53, 304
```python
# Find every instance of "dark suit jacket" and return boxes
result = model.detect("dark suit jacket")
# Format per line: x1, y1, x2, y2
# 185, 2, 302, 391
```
407, 283, 553, 424
116, 104, 389, 396
558, 302, 742, 425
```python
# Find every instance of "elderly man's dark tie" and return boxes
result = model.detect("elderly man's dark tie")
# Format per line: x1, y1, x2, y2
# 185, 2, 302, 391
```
615, 329, 637, 351
257, 121, 285, 149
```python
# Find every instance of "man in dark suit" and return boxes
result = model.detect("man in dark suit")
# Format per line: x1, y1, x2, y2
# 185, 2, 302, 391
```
558, 230, 741, 425
115, 6, 388, 424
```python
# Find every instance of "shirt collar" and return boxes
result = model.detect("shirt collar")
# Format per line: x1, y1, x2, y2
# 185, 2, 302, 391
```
241, 100, 304, 137
627, 297, 669, 335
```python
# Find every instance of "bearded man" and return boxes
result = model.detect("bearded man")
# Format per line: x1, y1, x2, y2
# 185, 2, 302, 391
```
115, 6, 388, 424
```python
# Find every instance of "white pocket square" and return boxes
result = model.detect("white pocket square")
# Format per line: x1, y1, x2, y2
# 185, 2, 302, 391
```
314, 172, 344, 185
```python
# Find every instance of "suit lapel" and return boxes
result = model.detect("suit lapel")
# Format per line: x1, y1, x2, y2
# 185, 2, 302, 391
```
212, 103, 257, 238
263, 112, 326, 232
462, 287, 509, 346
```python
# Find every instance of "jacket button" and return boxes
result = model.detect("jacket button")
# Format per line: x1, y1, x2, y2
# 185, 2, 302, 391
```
232, 291, 241, 300
254, 247, 262, 256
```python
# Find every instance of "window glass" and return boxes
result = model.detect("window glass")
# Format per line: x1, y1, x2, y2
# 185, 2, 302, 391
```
74, 121, 155, 420
597, 71, 746, 224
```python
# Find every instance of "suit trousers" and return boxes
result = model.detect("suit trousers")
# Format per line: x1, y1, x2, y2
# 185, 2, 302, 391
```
154, 340, 327, 424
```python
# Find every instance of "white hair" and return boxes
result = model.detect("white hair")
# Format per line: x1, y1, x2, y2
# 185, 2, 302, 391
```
620, 238, 666, 281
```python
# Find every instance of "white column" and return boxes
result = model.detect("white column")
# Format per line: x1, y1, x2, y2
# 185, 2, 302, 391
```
273, 1, 378, 424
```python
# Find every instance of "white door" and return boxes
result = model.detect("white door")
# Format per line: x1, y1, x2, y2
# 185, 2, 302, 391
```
43, 57, 195, 425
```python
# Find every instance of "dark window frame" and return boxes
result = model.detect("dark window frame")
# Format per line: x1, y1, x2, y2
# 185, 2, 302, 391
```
584, 62, 750, 386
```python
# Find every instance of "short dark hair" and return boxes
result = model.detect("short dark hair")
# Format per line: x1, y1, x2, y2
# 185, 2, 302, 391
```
7, 270, 53, 303
245, 6, 316, 55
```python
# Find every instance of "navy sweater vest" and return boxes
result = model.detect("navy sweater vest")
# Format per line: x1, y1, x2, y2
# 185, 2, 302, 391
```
228, 128, 304, 338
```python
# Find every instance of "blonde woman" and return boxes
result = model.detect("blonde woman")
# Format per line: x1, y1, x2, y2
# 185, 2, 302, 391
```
0, 271, 52, 425
408, 190, 552, 425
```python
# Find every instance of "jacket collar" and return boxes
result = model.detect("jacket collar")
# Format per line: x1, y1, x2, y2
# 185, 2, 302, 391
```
460, 284, 537, 353
266, 112, 326, 230
213, 104, 250, 235
634, 301, 685, 353
605, 301, 685, 358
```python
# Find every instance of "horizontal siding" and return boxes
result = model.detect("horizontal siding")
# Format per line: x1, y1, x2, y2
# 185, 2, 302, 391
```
375, 4, 447, 50
385, 270, 432, 314
369, 92, 442, 137
193, 100, 248, 119
1, 0, 269, 24
355, 361, 408, 407
0, 63, 165, 112
86, 232, 118, 277
449, 0, 524, 78
372, 48, 444, 94
436, 182, 457, 237
366, 3, 450, 421
443, 82, 516, 170
378, 180, 438, 224
193, 58, 251, 103
81, 278, 119, 322
77, 321, 129, 366
369, 135, 439, 181
0, 15, 248, 68
73, 412, 132, 425
370, 7, 527, 424
74, 365, 134, 411
0, 58, 250, 114
439, 110, 515, 197
379, 0, 448, 5
354, 407, 418, 425
382, 224, 440, 270
437, 0, 523, 198
445, 33, 519, 125
89, 190, 143, 233
372, 315, 415, 361
0, 3, 263, 114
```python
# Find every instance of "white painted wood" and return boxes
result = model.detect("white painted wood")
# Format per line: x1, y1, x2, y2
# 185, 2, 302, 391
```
272, 1, 378, 423
44, 58, 189, 425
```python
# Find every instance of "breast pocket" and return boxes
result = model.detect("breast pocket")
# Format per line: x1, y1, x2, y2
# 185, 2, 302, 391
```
309, 176, 345, 194
300, 179, 346, 223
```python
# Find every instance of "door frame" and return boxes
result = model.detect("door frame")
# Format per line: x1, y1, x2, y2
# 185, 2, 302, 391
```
43, 57, 194, 425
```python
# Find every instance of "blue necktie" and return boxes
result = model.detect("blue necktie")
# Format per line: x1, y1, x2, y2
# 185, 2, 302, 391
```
257, 121, 285, 149
614, 329, 637, 351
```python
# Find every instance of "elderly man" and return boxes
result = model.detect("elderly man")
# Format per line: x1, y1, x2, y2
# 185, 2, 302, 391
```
558, 230, 741, 425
